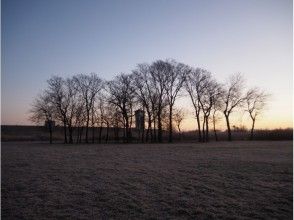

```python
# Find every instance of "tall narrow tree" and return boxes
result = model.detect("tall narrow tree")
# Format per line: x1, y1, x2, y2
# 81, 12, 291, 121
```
211, 87, 223, 141
46, 76, 69, 143
245, 88, 269, 140
108, 74, 136, 143
132, 64, 154, 142
221, 73, 245, 141
199, 78, 222, 142
73, 73, 103, 143
30, 93, 55, 144
164, 60, 189, 142
149, 60, 169, 142
185, 68, 209, 142
173, 108, 186, 140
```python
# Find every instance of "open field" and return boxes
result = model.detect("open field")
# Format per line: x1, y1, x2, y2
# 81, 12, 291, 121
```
2, 141, 293, 219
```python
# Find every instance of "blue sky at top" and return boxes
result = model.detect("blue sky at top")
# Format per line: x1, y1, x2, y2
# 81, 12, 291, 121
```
1, 0, 292, 128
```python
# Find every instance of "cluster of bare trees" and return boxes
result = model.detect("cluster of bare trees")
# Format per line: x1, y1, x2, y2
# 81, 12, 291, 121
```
30, 59, 269, 144
30, 74, 103, 144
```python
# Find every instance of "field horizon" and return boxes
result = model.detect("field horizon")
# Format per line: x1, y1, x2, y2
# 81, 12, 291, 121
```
2, 125, 293, 143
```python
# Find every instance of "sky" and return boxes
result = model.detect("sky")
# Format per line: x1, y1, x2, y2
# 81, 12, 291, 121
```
1, 0, 293, 130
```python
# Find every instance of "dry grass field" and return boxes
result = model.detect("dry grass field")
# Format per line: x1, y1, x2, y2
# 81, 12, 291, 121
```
2, 141, 293, 219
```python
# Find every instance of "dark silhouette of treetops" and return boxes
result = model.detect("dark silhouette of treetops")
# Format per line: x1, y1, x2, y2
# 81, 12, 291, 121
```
30, 59, 270, 144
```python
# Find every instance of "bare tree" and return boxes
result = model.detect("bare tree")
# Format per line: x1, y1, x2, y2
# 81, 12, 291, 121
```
221, 73, 245, 141
173, 108, 185, 139
161, 107, 170, 132
185, 68, 209, 142
132, 63, 154, 142
164, 60, 189, 142
64, 77, 81, 144
211, 89, 223, 141
245, 88, 270, 140
74, 101, 86, 144
108, 73, 136, 143
30, 93, 55, 144
199, 78, 222, 142
109, 105, 125, 142
96, 95, 110, 143
30, 59, 267, 144
100, 101, 114, 143
91, 105, 99, 144
149, 60, 169, 142
46, 76, 69, 143
197, 73, 212, 142
73, 73, 103, 143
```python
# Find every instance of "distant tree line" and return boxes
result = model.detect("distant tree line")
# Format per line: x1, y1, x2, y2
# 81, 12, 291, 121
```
30, 59, 269, 144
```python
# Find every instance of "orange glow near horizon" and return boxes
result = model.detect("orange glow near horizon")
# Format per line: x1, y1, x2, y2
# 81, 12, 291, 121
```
1, 108, 292, 131
181, 116, 293, 132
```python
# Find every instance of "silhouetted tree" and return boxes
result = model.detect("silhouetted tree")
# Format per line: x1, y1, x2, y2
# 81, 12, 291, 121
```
173, 108, 185, 139
221, 73, 245, 141
109, 106, 124, 142
245, 88, 270, 140
46, 76, 69, 143
100, 101, 114, 143
185, 68, 209, 142
132, 63, 154, 142
108, 73, 136, 143
74, 101, 86, 144
164, 60, 189, 142
73, 73, 103, 143
30, 93, 55, 144
64, 78, 81, 144
96, 95, 109, 143
211, 88, 223, 141
30, 59, 271, 144
149, 60, 169, 142
199, 77, 222, 142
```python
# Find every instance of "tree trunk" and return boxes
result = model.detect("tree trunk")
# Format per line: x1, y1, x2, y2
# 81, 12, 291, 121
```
205, 116, 209, 142
157, 111, 162, 143
202, 117, 205, 142
68, 126, 73, 144
79, 127, 83, 143
146, 115, 151, 142
225, 114, 232, 141
177, 125, 181, 141
168, 105, 173, 143
125, 114, 129, 143
114, 125, 119, 142
49, 123, 52, 144
91, 108, 95, 144
129, 106, 133, 140
63, 119, 68, 144
105, 123, 109, 143
85, 112, 90, 143
99, 125, 103, 143
196, 114, 202, 142
76, 127, 80, 144
250, 118, 255, 140
146, 111, 152, 142
213, 114, 218, 141
123, 121, 126, 141
153, 116, 157, 142
91, 124, 94, 144
141, 126, 145, 143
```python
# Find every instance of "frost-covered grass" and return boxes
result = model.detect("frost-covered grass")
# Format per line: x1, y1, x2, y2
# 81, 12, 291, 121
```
2, 141, 292, 219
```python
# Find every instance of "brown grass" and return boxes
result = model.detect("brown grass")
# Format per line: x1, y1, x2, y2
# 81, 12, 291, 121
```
2, 141, 293, 219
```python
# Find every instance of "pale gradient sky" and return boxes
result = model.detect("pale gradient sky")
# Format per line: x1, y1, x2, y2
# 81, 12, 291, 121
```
2, 0, 293, 130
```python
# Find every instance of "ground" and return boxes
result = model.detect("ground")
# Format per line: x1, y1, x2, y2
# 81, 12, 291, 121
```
2, 141, 293, 219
